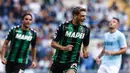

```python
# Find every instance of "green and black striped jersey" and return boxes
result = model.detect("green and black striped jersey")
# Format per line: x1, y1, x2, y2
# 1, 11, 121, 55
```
53, 21, 90, 63
6, 26, 37, 64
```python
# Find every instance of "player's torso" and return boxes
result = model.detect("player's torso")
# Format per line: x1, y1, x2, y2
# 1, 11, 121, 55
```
10, 26, 33, 50
61, 22, 86, 47
104, 31, 120, 51
15, 28, 33, 42
7, 26, 35, 63
53, 22, 87, 63
102, 31, 122, 66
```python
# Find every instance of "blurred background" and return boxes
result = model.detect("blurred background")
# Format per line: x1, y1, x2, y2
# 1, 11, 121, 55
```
0, 0, 130, 73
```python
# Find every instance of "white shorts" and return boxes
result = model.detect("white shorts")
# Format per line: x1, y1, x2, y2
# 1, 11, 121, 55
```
97, 65, 120, 73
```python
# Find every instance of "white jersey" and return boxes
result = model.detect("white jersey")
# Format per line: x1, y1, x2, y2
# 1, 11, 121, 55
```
102, 30, 127, 67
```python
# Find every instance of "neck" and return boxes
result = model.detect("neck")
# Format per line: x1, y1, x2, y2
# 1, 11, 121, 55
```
21, 24, 29, 30
72, 19, 78, 26
72, 19, 82, 26
109, 28, 117, 33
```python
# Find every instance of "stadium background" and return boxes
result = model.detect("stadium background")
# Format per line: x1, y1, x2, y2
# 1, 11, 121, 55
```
0, 0, 130, 73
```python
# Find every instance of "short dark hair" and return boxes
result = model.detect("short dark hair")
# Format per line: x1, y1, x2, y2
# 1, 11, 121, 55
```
22, 13, 32, 20
113, 17, 120, 23
72, 6, 86, 16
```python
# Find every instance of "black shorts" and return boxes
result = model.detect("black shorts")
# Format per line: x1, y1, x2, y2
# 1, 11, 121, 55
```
49, 61, 78, 73
5, 61, 26, 73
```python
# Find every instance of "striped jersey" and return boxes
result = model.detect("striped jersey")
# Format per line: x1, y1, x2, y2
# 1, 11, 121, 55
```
53, 21, 90, 63
6, 26, 37, 64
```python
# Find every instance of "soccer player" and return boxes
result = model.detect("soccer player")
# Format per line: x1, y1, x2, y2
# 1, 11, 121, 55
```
96, 17, 127, 73
49, 7, 90, 73
1, 13, 37, 73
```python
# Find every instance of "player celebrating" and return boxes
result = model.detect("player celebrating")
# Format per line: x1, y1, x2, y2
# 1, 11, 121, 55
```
96, 17, 127, 73
49, 6, 90, 73
1, 13, 37, 73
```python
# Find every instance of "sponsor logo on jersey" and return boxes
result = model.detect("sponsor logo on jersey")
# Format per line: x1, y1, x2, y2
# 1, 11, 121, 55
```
15, 34, 32, 41
70, 63, 78, 71
65, 31, 85, 39
18, 69, 24, 73
16, 30, 22, 33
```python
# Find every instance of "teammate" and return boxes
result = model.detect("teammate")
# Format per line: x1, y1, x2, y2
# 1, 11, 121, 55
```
49, 7, 90, 73
96, 17, 127, 73
1, 13, 37, 73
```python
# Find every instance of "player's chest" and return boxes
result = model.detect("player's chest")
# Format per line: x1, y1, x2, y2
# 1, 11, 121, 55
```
15, 30, 33, 41
104, 34, 118, 45
64, 26, 85, 39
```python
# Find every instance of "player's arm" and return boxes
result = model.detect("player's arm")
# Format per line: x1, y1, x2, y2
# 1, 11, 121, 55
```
31, 32, 37, 63
106, 34, 127, 55
96, 48, 105, 65
30, 32, 37, 68
51, 24, 73, 51
114, 34, 127, 55
1, 28, 13, 64
82, 45, 89, 58
1, 40, 9, 60
51, 41, 73, 51
109, 47, 127, 55
82, 28, 90, 58
97, 48, 105, 58
51, 41, 65, 50
51, 24, 64, 50
30, 48, 37, 62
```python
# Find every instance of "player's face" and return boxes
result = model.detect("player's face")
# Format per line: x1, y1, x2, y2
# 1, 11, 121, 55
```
22, 15, 32, 28
77, 11, 86, 24
109, 19, 118, 29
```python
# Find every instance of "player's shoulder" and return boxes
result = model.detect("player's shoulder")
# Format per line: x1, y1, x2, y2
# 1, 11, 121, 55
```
82, 25, 89, 29
82, 25, 90, 31
10, 25, 20, 30
58, 21, 71, 28
117, 30, 124, 34
117, 30, 125, 37
62, 21, 70, 25
104, 32, 109, 36
60, 21, 71, 26
30, 28, 37, 33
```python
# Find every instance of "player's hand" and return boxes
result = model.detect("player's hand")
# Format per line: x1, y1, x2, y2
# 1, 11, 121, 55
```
104, 50, 114, 55
83, 51, 89, 58
1, 58, 7, 65
96, 57, 101, 65
30, 61, 37, 68
63, 45, 73, 51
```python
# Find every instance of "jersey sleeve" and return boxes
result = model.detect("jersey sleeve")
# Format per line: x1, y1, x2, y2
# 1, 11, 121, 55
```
83, 28, 90, 46
53, 24, 63, 42
31, 31, 37, 48
118, 33, 127, 48
6, 27, 14, 41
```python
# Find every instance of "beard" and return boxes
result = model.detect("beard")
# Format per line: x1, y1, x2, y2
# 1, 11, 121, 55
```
75, 19, 80, 26
23, 23, 30, 28
109, 23, 114, 29
78, 20, 84, 25
109, 26, 115, 30
109, 26, 113, 29
109, 27, 114, 29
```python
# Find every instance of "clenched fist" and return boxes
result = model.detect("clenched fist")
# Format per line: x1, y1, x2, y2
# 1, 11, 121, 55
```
83, 51, 89, 58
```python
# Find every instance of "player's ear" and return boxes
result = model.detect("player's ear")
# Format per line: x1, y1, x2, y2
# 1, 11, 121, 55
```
73, 14, 77, 19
